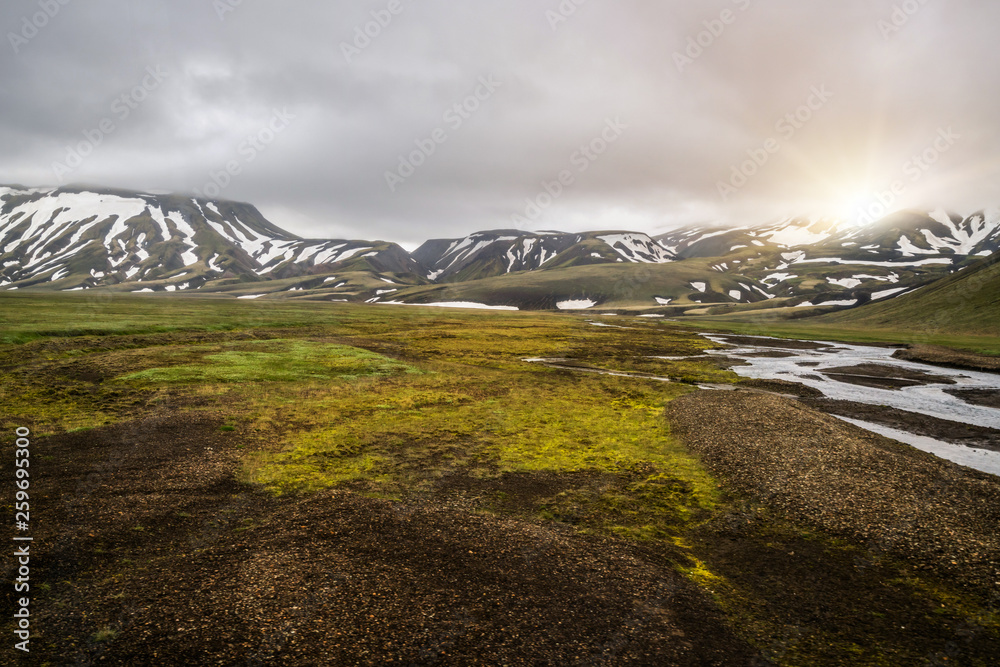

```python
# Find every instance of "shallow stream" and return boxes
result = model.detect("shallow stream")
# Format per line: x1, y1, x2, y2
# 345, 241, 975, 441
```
703, 334, 1000, 476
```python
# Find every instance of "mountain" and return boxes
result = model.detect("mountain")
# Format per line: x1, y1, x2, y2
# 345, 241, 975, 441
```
647, 210, 1000, 311
375, 262, 774, 311
2, 184, 997, 314
817, 251, 1000, 337
412, 230, 675, 282
391, 210, 999, 312
0, 185, 424, 299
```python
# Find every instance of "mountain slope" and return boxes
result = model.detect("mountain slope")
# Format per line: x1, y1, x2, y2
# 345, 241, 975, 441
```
0, 186, 424, 295
412, 230, 675, 282
652, 210, 1000, 310
377, 261, 775, 311
817, 252, 1000, 336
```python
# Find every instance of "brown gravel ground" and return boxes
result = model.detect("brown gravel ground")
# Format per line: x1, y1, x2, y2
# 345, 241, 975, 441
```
0, 415, 759, 666
819, 363, 957, 390
803, 398, 1000, 452
710, 336, 835, 351
665, 390, 1000, 595
893, 345, 1000, 374
946, 388, 1000, 410
735, 379, 824, 398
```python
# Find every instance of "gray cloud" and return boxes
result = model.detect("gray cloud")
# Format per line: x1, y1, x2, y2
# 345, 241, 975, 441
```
2, 0, 999, 247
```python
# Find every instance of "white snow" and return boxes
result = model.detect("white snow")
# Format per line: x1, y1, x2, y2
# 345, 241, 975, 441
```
795, 257, 952, 268
798, 299, 857, 308
557, 299, 597, 310
828, 278, 862, 289
1, 191, 147, 263
294, 244, 324, 264
728, 290, 743, 301
376, 289, 397, 295
597, 234, 673, 264
383, 301, 519, 311
538, 247, 554, 266
765, 224, 832, 247
689, 282, 707, 293
638, 314, 664, 318
689, 229, 735, 244
781, 251, 807, 263
237, 294, 266, 300
312, 246, 371, 267
871, 287, 909, 300
654, 297, 673, 306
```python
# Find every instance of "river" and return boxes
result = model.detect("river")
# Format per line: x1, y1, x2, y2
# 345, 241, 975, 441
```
703, 334, 1000, 476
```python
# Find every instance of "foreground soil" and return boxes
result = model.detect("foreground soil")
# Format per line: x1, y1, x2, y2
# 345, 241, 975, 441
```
2, 299, 999, 665
666, 391, 1000, 594
894, 344, 1000, 373
802, 397, 1000, 452
0, 415, 758, 666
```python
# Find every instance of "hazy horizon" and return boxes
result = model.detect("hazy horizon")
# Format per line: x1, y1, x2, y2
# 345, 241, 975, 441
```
3, 1, 999, 246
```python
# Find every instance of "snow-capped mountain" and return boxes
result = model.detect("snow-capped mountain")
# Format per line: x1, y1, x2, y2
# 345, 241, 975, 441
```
412, 230, 675, 282
0, 186, 420, 292
1, 184, 996, 313
652, 210, 1000, 308
657, 210, 1000, 261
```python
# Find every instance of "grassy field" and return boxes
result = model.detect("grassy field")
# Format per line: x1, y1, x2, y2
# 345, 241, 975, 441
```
384, 260, 770, 310
1, 292, 997, 664
673, 316, 1000, 356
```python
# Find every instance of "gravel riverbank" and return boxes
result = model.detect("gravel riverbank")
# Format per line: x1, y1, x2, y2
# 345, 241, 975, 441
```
665, 390, 1000, 595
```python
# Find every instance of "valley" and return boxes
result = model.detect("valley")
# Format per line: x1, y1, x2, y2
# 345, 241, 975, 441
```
3, 186, 1000, 665
1, 293, 998, 665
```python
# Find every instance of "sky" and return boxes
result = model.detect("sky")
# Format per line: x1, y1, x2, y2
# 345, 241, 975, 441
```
2, 0, 999, 248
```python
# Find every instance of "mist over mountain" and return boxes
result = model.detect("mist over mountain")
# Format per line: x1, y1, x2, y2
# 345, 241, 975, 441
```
2, 185, 997, 312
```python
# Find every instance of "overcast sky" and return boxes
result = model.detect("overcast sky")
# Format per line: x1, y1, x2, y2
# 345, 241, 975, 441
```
2, 1, 999, 247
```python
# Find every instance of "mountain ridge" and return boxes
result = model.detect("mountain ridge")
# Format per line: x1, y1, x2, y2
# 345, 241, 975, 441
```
2, 184, 998, 312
